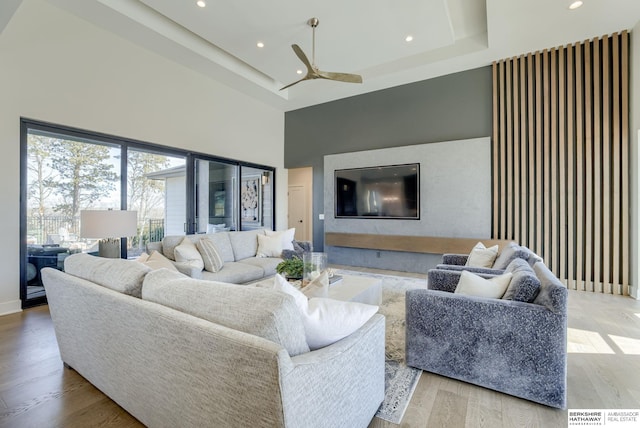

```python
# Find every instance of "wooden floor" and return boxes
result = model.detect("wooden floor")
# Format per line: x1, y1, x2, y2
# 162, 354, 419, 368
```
1, 267, 639, 428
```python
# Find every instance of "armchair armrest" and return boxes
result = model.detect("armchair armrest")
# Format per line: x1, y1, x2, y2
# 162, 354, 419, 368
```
428, 268, 499, 293
441, 253, 468, 265
435, 264, 506, 276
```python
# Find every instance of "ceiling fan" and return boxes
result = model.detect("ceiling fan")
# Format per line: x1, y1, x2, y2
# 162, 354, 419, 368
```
280, 18, 363, 91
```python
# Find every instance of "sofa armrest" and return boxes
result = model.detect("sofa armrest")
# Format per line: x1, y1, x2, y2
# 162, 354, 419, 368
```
172, 262, 203, 279
406, 289, 567, 408
435, 264, 506, 276
441, 253, 468, 265
428, 268, 499, 293
281, 314, 385, 427
146, 241, 162, 254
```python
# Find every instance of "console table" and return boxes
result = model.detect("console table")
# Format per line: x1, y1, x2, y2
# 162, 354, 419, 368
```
325, 233, 509, 255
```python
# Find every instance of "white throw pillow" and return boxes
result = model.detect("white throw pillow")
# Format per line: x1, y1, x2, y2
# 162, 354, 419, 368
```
256, 234, 284, 258
196, 238, 225, 272
273, 274, 378, 350
140, 250, 179, 272
454, 270, 513, 299
174, 237, 205, 270
465, 242, 499, 268
265, 228, 295, 251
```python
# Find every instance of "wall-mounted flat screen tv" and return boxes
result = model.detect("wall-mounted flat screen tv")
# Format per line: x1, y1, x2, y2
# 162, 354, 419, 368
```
335, 163, 420, 219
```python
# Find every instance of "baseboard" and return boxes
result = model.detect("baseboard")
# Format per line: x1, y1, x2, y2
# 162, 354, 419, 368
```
0, 300, 22, 316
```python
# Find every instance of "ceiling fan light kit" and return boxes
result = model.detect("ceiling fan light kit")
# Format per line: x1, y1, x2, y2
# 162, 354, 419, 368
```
280, 17, 363, 91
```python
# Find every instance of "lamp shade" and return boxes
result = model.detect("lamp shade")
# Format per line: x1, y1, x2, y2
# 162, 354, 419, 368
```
80, 210, 138, 238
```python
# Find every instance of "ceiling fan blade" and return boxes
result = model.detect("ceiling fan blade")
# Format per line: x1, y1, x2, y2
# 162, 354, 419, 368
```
291, 44, 314, 73
279, 75, 311, 91
317, 70, 363, 84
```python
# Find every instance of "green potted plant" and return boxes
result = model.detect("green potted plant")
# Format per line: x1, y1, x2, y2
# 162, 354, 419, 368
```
276, 257, 304, 280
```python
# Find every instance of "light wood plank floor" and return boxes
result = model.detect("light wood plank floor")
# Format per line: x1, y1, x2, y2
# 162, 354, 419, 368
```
1, 266, 639, 428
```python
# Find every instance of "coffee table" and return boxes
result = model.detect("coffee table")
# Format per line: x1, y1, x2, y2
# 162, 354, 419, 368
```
320, 274, 382, 305
252, 274, 382, 306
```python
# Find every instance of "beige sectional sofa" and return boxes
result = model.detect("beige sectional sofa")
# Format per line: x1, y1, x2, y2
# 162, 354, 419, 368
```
43, 253, 385, 428
147, 229, 284, 283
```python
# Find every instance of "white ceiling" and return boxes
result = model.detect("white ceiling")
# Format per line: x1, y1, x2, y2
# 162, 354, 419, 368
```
7, 0, 640, 111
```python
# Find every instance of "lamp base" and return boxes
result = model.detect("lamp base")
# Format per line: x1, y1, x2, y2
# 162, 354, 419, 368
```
98, 238, 122, 258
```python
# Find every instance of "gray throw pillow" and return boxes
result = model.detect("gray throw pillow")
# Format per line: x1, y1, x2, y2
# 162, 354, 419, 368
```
493, 243, 530, 270
502, 258, 541, 302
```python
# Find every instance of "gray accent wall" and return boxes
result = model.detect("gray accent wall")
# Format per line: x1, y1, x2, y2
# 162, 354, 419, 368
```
284, 66, 493, 262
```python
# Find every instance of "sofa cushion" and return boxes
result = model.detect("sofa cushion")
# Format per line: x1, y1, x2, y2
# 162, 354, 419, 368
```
502, 258, 541, 302
142, 269, 310, 356
273, 274, 378, 350
229, 229, 263, 261
454, 270, 512, 299
64, 253, 151, 298
202, 232, 235, 262
465, 242, 499, 268
237, 257, 282, 277
196, 238, 224, 272
161, 235, 187, 261
256, 234, 284, 258
200, 261, 264, 283
493, 243, 531, 270
265, 228, 295, 251
174, 237, 205, 270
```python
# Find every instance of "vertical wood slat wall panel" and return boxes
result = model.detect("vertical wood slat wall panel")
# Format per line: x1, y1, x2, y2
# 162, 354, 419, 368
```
575, 42, 584, 291
621, 32, 630, 296
520, 56, 528, 246
491, 32, 629, 295
550, 49, 558, 276
513, 59, 521, 244
543, 50, 551, 271
584, 41, 594, 293
603, 37, 611, 293
593, 37, 602, 293
612, 33, 621, 296
559, 48, 567, 285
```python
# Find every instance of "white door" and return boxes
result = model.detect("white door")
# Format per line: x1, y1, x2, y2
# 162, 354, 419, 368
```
288, 186, 308, 241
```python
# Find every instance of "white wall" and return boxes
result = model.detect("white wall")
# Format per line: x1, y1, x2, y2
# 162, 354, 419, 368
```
0, 0, 286, 314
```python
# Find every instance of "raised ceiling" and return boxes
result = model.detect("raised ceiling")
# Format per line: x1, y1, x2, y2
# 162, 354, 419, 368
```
12, 0, 640, 110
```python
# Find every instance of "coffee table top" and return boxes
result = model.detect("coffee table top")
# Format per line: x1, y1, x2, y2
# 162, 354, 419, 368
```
324, 274, 382, 305
252, 273, 382, 306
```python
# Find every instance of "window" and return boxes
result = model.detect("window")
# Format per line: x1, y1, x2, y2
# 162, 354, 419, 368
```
20, 119, 275, 307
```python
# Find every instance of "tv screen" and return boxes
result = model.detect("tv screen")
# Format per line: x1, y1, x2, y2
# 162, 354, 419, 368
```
335, 163, 420, 219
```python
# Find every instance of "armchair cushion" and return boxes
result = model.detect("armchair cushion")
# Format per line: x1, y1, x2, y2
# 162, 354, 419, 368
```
492, 242, 531, 270
502, 258, 541, 302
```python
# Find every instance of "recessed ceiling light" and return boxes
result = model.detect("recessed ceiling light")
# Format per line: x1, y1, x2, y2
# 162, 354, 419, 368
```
257, 42, 264, 48
569, 1, 583, 9
405, 35, 414, 43
296, 70, 303, 75
196, 0, 206, 7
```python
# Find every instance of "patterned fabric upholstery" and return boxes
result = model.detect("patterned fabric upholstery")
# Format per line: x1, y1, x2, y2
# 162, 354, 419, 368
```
42, 256, 386, 428
412, 260, 567, 409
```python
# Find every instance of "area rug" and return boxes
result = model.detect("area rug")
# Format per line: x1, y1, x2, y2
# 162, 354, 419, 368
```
335, 269, 428, 424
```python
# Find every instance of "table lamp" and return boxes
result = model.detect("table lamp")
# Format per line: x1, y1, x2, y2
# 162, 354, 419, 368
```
80, 210, 138, 258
